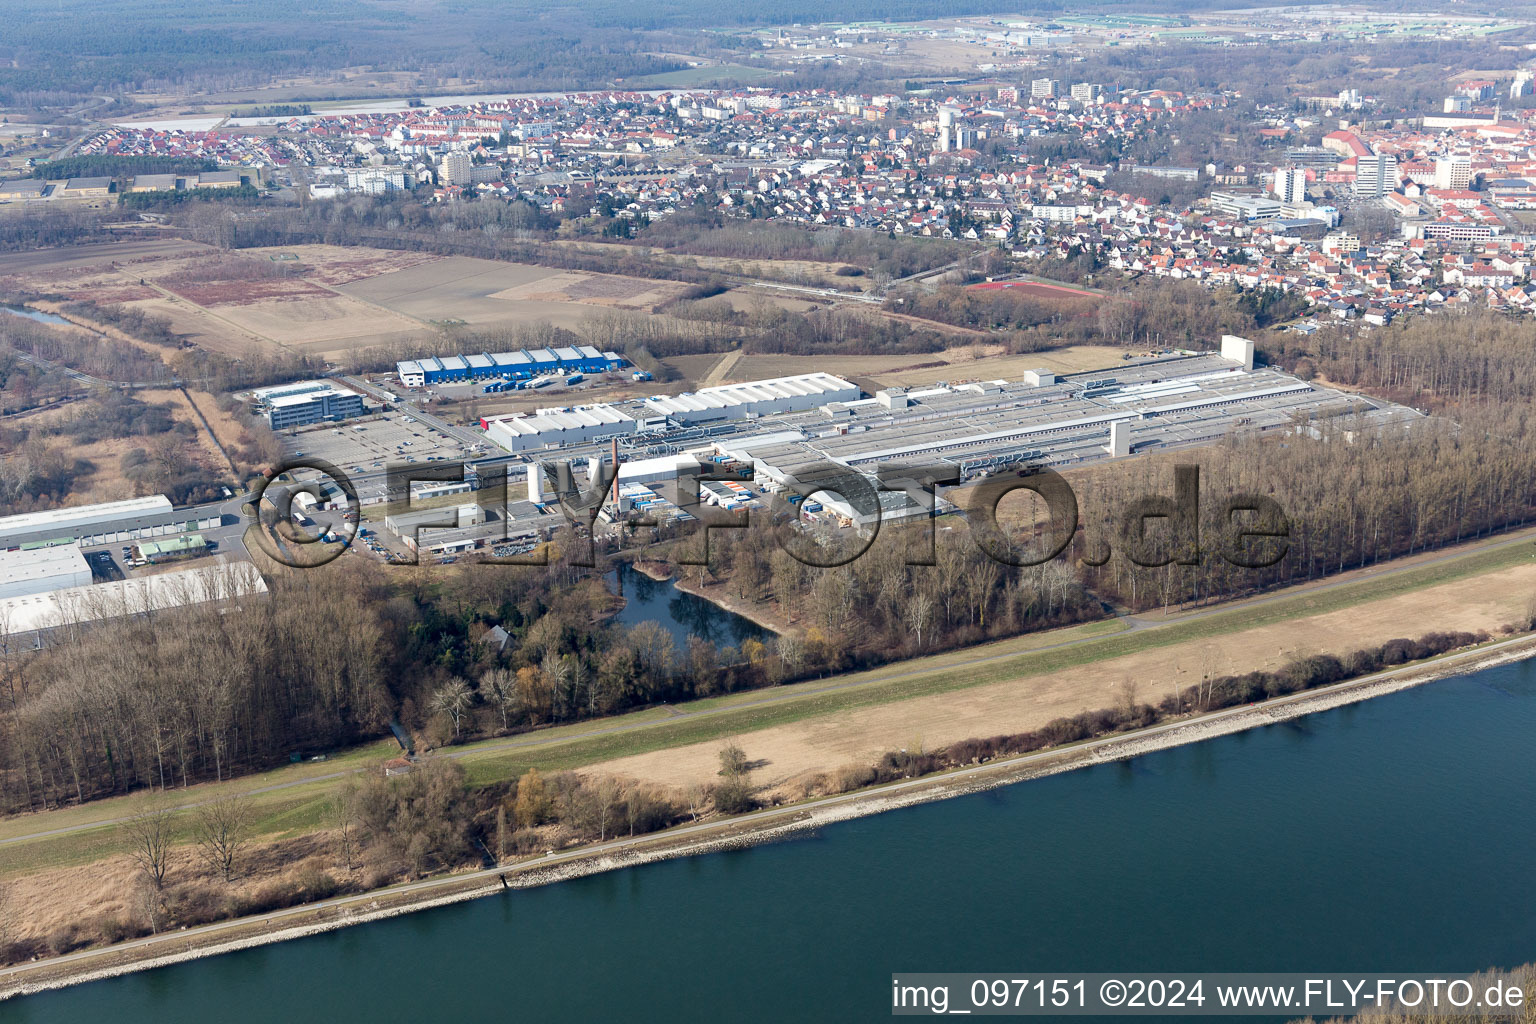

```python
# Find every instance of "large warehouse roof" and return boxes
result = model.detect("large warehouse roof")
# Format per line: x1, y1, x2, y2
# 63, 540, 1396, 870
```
0, 562, 268, 636
0, 496, 174, 543
643, 372, 858, 419
0, 544, 91, 593
488, 405, 635, 441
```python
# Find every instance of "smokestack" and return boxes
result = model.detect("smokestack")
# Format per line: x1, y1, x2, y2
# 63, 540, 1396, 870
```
527, 464, 543, 504
610, 437, 620, 505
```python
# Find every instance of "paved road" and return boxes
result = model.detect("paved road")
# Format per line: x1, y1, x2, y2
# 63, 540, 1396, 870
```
4, 525, 1531, 850
6, 625, 1535, 988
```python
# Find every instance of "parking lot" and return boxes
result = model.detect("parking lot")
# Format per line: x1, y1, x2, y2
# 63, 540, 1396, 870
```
280, 414, 477, 477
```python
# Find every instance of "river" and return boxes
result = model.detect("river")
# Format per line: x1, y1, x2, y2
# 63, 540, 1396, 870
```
10, 659, 1536, 1023
0, 304, 69, 325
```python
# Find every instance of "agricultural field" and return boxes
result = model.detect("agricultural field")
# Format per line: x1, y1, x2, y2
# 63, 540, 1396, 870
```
337, 253, 686, 331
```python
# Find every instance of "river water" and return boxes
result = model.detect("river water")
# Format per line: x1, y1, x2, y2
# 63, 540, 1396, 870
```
10, 659, 1536, 1023
0, 304, 69, 325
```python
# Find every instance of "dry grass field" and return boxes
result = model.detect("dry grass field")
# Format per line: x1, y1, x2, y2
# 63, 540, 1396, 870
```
0, 241, 1120, 375
10, 387, 231, 503
584, 560, 1536, 795
239, 244, 444, 286
339, 254, 686, 331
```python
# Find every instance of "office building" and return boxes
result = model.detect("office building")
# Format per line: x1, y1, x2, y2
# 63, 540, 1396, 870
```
441, 151, 472, 187
1353, 153, 1399, 198
1272, 168, 1307, 205
252, 380, 366, 429
1433, 156, 1472, 191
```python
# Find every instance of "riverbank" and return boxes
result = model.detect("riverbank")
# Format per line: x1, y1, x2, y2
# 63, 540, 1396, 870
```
6, 629, 1534, 1004
669, 572, 790, 635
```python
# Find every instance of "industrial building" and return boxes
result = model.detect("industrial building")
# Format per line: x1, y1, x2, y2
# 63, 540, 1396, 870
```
395, 346, 625, 388
137, 534, 210, 564
252, 379, 367, 429
0, 562, 267, 644
483, 404, 645, 453
0, 545, 92, 600
479, 373, 860, 454
476, 346, 1415, 531
0, 496, 219, 550
640, 373, 861, 425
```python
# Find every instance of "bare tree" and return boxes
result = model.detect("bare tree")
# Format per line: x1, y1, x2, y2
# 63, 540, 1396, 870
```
593, 776, 620, 842
684, 783, 707, 822
329, 783, 361, 874
429, 677, 472, 740
481, 667, 517, 732
192, 793, 255, 883
122, 797, 176, 890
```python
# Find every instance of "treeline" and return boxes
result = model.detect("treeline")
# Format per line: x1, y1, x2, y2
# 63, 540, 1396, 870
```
0, 438, 91, 514
699, 523, 1102, 672
1, 3, 685, 111
0, 208, 139, 253
1262, 311, 1536, 408
890, 277, 1295, 352
29, 155, 217, 181
1068, 405, 1536, 613
841, 629, 1496, 792
1, 564, 389, 813
120, 184, 261, 210
221, 199, 960, 296
633, 209, 964, 280
0, 314, 172, 384
893, 283, 1099, 336
231, 104, 312, 117
59, 300, 179, 347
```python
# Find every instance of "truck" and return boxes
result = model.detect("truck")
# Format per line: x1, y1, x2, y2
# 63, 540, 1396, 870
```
531, 377, 554, 389
631, 370, 653, 382
565, 373, 584, 385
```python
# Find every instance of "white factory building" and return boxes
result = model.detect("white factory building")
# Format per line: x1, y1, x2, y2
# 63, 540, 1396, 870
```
0, 562, 268, 643
0, 545, 92, 600
0, 496, 219, 550
483, 404, 646, 453
479, 373, 861, 456
640, 373, 860, 424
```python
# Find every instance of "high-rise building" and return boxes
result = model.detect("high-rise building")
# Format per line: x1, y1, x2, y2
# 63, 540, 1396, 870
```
441, 151, 472, 187
1353, 152, 1399, 198
1511, 76, 1532, 99
1272, 168, 1307, 205
1070, 82, 1101, 104
1030, 78, 1056, 99
937, 125, 952, 153
1433, 156, 1472, 191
